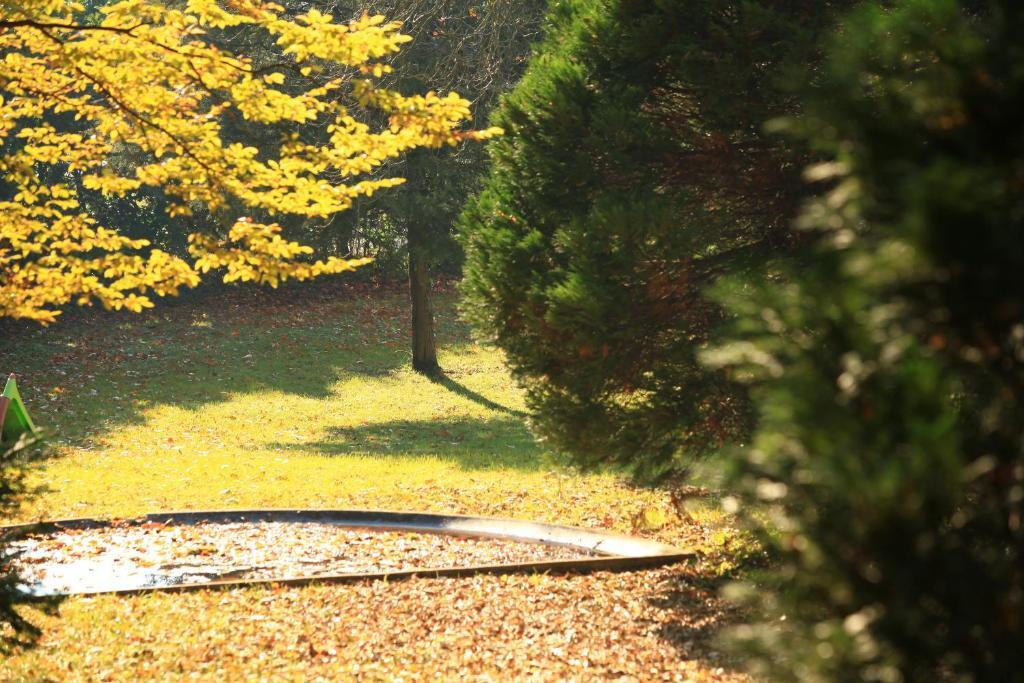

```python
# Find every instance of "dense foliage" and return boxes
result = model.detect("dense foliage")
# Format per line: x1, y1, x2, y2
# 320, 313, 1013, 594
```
459, 0, 845, 479
0, 0, 498, 323
706, 1, 1024, 679
0, 434, 53, 648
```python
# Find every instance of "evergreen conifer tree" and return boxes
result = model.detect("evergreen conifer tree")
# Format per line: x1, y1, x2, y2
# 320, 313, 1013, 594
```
706, 1, 1024, 679
459, 0, 846, 479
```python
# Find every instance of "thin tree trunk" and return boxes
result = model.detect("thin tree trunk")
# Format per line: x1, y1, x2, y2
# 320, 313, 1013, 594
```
408, 242, 440, 375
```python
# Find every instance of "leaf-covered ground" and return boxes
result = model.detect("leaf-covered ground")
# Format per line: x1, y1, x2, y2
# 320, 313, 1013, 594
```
11, 521, 597, 595
0, 281, 756, 680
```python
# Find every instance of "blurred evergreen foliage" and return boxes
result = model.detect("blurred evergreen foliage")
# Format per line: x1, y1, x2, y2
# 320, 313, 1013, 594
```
0, 434, 54, 650
706, 1, 1024, 679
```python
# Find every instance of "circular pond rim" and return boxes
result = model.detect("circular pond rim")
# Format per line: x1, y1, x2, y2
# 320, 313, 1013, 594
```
1, 508, 694, 596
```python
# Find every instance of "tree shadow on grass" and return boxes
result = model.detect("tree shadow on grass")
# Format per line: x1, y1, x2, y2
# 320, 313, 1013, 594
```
265, 415, 548, 472
429, 374, 527, 418
0, 286, 467, 446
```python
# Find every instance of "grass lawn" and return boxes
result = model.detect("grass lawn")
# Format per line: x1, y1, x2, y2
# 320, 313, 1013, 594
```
1, 282, 753, 681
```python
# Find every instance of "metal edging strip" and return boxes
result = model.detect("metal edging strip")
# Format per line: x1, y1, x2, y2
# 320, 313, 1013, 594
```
1, 508, 694, 596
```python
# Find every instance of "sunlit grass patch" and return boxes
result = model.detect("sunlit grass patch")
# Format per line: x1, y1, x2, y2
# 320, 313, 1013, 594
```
0, 283, 753, 680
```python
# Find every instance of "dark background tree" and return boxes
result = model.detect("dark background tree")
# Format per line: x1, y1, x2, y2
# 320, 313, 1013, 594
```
349, 0, 546, 374
458, 0, 849, 480
707, 0, 1024, 679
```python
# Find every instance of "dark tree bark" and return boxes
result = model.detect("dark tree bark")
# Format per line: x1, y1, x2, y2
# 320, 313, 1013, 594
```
408, 226, 439, 374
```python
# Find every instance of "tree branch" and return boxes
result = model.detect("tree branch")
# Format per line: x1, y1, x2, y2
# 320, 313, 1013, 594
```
0, 19, 141, 33
32, 26, 223, 185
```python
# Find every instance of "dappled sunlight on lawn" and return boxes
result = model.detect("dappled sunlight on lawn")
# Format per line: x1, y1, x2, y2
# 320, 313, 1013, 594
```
1, 284, 752, 681
1, 286, 651, 529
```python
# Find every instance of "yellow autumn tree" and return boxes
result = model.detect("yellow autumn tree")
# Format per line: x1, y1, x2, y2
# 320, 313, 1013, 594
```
0, 0, 499, 323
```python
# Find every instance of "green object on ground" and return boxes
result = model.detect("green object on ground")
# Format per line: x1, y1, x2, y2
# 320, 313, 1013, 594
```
2, 374, 37, 443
